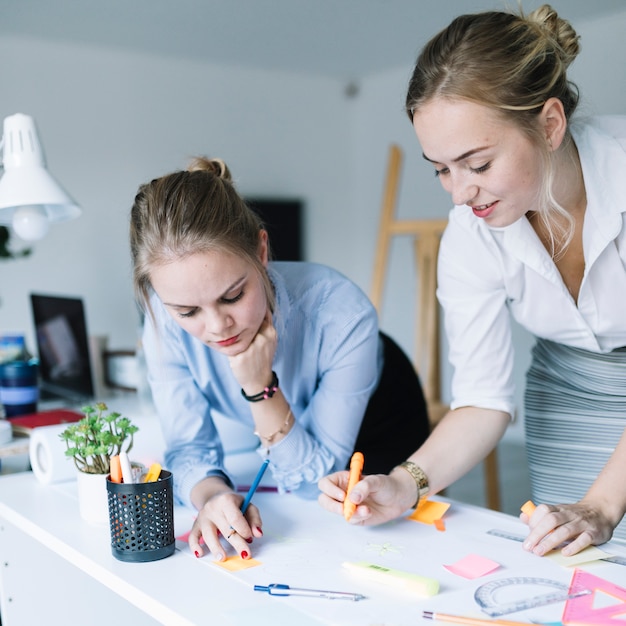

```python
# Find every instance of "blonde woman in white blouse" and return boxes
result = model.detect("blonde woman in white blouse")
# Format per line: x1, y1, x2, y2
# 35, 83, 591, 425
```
319, 4, 626, 556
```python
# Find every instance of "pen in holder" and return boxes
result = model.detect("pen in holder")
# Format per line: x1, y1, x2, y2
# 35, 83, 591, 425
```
106, 469, 175, 562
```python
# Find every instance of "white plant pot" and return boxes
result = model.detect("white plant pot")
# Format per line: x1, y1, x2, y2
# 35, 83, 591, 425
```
76, 470, 109, 525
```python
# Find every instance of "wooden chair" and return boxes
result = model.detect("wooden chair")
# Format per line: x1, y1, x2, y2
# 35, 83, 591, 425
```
370, 144, 501, 511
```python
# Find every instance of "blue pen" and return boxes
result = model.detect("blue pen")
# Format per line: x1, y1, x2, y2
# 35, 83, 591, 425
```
254, 583, 366, 601
228, 459, 270, 538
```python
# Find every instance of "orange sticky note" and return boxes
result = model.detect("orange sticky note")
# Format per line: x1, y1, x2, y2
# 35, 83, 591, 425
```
521, 500, 536, 517
212, 555, 262, 571
408, 498, 450, 525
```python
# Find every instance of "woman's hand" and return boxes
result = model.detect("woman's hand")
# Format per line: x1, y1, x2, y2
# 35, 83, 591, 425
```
318, 469, 415, 526
521, 501, 616, 557
188, 487, 264, 561
229, 309, 277, 392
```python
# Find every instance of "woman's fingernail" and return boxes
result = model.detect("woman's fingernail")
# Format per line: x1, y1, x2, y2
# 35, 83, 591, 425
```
241, 550, 249, 559
194, 550, 200, 558
214, 553, 225, 562
256, 526, 263, 536
245, 537, 253, 544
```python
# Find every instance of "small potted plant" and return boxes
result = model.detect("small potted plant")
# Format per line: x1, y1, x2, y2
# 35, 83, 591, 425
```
59, 402, 139, 523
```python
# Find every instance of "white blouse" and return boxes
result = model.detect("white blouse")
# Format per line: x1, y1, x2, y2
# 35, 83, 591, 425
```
437, 116, 626, 418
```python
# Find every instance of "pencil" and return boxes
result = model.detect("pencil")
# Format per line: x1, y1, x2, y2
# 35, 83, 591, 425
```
228, 459, 270, 538
423, 611, 532, 626
241, 458, 270, 514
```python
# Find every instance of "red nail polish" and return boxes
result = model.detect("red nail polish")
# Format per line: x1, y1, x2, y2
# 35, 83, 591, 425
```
241, 550, 249, 559
256, 526, 263, 536
246, 537, 253, 544
194, 550, 200, 558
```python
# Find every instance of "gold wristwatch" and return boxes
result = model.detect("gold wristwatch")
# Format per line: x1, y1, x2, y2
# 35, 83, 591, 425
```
396, 461, 429, 509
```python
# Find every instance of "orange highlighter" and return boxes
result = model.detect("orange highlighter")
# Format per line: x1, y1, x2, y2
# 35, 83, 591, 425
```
520, 500, 536, 517
343, 451, 365, 521
110, 455, 123, 483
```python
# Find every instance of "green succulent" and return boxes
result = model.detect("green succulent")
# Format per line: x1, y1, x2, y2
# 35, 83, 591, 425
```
59, 402, 139, 474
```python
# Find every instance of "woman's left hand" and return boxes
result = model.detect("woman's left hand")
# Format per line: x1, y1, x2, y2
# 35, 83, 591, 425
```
229, 309, 277, 392
521, 501, 615, 556
188, 490, 264, 561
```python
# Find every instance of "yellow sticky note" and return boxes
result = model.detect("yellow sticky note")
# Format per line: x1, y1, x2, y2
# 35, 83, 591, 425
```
546, 545, 611, 567
408, 499, 450, 525
212, 555, 262, 571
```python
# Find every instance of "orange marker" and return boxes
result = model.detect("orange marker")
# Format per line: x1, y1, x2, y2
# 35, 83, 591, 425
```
343, 451, 364, 521
520, 500, 536, 517
110, 455, 122, 483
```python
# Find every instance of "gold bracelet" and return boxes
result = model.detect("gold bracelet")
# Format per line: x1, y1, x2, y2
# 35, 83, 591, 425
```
253, 409, 293, 445
395, 461, 429, 509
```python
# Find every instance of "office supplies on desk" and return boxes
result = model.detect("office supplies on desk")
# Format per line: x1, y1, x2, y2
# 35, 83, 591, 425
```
119, 451, 134, 484
487, 529, 626, 566
254, 583, 366, 601
343, 450, 364, 521
29, 422, 80, 484
343, 561, 439, 597
143, 462, 161, 483
228, 458, 270, 538
241, 458, 269, 513
423, 611, 534, 626
474, 577, 591, 617
562, 568, 626, 625
9, 408, 82, 434
109, 455, 122, 483
107, 469, 175, 562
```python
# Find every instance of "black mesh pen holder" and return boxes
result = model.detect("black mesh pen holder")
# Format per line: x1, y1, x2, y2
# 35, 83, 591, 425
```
106, 470, 175, 562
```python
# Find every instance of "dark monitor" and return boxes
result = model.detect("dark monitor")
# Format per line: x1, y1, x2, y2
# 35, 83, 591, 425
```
246, 198, 303, 261
30, 293, 95, 403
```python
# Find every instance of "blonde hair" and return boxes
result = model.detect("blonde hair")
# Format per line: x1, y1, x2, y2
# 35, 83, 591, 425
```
130, 156, 274, 319
406, 4, 581, 257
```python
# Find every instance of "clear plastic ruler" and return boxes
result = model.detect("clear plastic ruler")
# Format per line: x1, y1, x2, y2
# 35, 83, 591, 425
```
474, 576, 591, 617
486, 529, 626, 566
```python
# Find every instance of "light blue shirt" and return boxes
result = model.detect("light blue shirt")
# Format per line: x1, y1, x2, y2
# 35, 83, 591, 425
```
142, 262, 381, 508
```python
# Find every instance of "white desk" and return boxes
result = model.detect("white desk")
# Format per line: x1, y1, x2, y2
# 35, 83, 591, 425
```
1, 470, 625, 626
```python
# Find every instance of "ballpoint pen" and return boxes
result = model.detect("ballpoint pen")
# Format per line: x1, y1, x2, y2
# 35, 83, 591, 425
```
228, 458, 270, 538
254, 583, 366, 601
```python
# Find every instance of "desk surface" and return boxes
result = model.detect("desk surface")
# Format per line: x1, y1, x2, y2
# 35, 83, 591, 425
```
1, 471, 625, 626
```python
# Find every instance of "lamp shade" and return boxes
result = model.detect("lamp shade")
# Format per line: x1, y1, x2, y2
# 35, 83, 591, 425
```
0, 113, 81, 238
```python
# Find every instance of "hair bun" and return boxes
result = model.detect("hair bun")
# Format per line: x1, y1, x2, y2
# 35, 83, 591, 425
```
528, 4, 580, 68
187, 156, 232, 182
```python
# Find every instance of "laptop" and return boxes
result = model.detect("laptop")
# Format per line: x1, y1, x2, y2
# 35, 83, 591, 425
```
30, 293, 95, 404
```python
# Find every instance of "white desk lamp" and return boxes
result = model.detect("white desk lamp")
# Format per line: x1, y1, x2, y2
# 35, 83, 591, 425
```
0, 113, 81, 241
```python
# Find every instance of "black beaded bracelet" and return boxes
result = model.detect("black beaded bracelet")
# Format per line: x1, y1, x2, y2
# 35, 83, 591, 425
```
241, 371, 279, 402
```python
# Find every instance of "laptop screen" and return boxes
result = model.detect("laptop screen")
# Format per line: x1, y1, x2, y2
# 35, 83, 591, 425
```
30, 293, 95, 403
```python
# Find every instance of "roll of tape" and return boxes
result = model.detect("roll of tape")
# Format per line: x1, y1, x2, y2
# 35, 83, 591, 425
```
29, 424, 77, 484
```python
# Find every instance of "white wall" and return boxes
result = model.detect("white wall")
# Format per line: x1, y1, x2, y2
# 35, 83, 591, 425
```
0, 36, 354, 351
1, 6, 625, 443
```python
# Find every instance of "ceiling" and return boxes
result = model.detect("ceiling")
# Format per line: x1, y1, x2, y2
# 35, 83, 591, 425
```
3, 0, 625, 81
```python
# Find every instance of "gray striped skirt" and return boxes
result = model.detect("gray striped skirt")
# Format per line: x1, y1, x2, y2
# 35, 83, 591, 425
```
525, 338, 626, 544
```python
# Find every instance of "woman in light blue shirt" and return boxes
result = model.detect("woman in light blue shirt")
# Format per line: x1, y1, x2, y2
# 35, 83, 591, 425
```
130, 156, 429, 561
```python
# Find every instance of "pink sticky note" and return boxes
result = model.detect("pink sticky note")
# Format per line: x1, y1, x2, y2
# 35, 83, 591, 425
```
444, 553, 500, 579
